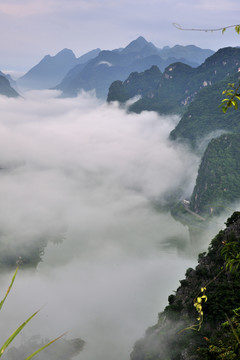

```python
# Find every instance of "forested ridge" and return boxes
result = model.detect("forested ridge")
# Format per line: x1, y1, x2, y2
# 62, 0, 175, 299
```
131, 212, 240, 360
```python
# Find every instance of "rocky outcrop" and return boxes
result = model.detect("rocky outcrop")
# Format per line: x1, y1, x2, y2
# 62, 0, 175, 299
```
190, 133, 240, 216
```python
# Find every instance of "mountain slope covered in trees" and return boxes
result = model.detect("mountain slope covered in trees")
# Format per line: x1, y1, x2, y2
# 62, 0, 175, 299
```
130, 212, 240, 360
190, 133, 240, 216
108, 47, 240, 117
107, 65, 162, 102
169, 72, 240, 145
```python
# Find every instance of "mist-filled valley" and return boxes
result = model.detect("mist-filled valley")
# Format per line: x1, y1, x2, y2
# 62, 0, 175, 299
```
1, 1, 240, 358
0, 90, 237, 360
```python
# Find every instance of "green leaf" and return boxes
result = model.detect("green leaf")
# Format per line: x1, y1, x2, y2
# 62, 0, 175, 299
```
24, 333, 67, 360
0, 267, 19, 311
0, 310, 39, 357
235, 25, 240, 34
222, 27, 226, 34
221, 99, 231, 103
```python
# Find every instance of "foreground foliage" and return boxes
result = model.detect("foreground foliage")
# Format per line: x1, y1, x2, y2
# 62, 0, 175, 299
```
0, 267, 65, 359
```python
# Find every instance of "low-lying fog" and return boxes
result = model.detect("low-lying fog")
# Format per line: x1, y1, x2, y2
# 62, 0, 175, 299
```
0, 91, 229, 360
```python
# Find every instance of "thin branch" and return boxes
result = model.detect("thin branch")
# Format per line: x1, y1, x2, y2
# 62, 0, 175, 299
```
173, 23, 240, 33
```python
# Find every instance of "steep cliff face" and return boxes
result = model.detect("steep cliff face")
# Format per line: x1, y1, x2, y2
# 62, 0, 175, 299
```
190, 133, 240, 216
130, 212, 240, 360
169, 73, 240, 146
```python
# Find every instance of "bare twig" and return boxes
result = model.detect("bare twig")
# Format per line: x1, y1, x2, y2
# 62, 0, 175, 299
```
173, 23, 240, 34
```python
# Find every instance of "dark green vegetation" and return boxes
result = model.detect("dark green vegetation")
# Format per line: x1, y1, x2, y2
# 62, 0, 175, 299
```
190, 134, 240, 216
170, 73, 240, 145
107, 65, 162, 103
108, 46, 240, 221
109, 48, 240, 234
108, 47, 240, 118
0, 75, 19, 97
130, 212, 240, 360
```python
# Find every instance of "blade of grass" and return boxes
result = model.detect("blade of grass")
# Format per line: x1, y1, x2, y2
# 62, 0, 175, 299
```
0, 266, 19, 311
0, 309, 39, 357
0, 267, 67, 360
24, 332, 68, 360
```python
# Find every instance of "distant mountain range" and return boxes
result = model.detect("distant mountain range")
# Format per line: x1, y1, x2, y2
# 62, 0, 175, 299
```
15, 36, 214, 97
17, 48, 101, 90
158, 44, 214, 64
0, 75, 19, 97
54, 37, 214, 98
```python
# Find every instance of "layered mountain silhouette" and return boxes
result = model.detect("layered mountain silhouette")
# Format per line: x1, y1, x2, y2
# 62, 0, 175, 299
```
0, 75, 19, 97
16, 36, 213, 97
158, 44, 214, 64
55, 37, 213, 98
108, 47, 240, 121
0, 70, 17, 88
17, 48, 101, 90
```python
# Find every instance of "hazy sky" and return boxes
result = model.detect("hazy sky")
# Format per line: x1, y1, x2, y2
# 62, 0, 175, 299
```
0, 0, 240, 71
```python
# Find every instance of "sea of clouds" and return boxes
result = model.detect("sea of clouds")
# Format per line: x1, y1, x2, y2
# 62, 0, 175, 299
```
0, 90, 229, 360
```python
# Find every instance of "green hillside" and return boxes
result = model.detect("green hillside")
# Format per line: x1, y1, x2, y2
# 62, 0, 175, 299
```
190, 133, 240, 216
107, 47, 240, 118
130, 212, 240, 360
107, 65, 162, 102
170, 73, 240, 145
